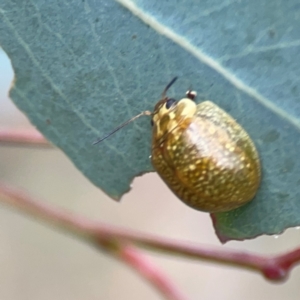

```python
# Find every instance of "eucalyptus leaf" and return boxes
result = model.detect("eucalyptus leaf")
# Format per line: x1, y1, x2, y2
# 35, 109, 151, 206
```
1, 0, 300, 242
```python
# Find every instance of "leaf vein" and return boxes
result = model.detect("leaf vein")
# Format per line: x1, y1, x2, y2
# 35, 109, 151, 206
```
0, 8, 137, 173
115, 0, 300, 131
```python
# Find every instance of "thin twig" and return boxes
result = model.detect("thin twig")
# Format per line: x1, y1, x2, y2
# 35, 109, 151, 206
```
0, 183, 299, 283
117, 245, 189, 300
0, 129, 50, 147
0, 183, 188, 300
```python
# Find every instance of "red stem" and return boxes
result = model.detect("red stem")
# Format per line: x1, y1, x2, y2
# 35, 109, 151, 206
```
0, 183, 188, 300
0, 129, 50, 147
0, 183, 299, 282
119, 246, 189, 300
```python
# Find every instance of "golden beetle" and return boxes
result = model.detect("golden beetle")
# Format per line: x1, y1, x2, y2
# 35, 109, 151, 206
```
94, 78, 261, 212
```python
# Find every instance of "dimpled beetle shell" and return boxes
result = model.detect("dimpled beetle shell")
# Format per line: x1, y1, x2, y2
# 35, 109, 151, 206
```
151, 95, 261, 213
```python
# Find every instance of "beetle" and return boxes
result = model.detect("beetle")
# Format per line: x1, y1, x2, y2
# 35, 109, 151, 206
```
94, 78, 261, 212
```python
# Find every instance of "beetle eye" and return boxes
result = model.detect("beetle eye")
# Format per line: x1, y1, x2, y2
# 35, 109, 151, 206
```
186, 90, 197, 101
165, 98, 177, 109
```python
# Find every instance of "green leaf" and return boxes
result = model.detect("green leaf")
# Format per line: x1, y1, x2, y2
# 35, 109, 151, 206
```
1, 0, 300, 242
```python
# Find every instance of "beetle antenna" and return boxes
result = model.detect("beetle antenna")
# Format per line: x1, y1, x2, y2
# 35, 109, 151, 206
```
162, 77, 178, 98
93, 110, 152, 145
